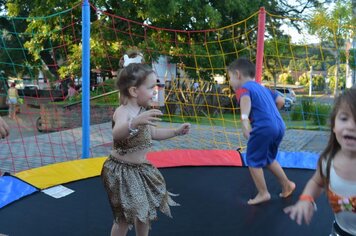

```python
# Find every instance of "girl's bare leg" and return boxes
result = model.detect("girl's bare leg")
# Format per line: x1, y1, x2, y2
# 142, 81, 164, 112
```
134, 218, 149, 236
9, 104, 14, 118
111, 221, 129, 236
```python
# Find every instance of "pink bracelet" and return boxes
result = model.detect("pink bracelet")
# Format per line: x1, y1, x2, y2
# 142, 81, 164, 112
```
299, 194, 317, 211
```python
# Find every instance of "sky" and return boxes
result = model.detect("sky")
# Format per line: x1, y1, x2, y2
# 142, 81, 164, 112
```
279, 1, 336, 44
280, 24, 319, 44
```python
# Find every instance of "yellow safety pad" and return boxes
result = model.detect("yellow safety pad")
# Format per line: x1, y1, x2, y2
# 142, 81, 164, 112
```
15, 157, 107, 189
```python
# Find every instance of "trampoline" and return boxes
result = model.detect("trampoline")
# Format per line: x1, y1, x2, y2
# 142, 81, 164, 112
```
0, 150, 333, 236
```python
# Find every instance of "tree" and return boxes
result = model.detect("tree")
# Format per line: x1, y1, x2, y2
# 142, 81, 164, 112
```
1, 0, 327, 81
327, 64, 347, 91
349, 48, 356, 71
279, 72, 294, 84
307, 0, 353, 95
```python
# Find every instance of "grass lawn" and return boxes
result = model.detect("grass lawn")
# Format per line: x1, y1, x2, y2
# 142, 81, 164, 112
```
161, 111, 329, 131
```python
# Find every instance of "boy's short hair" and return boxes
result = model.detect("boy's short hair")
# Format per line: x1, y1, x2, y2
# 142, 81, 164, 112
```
227, 58, 256, 78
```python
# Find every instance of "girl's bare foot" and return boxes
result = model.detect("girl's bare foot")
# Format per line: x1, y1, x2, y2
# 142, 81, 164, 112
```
247, 192, 271, 205
279, 181, 296, 198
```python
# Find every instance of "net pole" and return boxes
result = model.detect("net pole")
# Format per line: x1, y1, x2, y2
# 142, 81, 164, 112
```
82, 0, 90, 158
255, 7, 266, 84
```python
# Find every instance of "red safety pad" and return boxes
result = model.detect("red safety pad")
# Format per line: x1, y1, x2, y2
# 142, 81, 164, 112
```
147, 149, 242, 168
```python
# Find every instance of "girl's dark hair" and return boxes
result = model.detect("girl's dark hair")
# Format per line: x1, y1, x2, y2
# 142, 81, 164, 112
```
116, 63, 154, 104
227, 58, 256, 78
317, 88, 356, 187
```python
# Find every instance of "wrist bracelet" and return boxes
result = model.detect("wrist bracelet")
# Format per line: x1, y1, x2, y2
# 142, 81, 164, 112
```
299, 194, 317, 211
241, 114, 249, 120
128, 118, 139, 136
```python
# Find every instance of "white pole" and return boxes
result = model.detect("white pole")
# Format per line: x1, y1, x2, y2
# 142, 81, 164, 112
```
309, 66, 313, 96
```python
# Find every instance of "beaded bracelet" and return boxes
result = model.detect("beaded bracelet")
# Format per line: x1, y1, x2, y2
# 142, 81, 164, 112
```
299, 194, 317, 211
128, 118, 139, 136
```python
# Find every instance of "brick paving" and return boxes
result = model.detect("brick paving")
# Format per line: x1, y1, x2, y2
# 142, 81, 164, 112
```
0, 103, 329, 174
0, 116, 329, 174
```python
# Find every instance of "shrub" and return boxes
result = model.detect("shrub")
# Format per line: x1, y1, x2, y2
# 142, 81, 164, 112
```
291, 104, 304, 121
312, 103, 332, 126
300, 96, 314, 119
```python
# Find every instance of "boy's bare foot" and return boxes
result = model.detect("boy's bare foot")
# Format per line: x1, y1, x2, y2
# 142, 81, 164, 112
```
279, 181, 296, 198
247, 192, 271, 205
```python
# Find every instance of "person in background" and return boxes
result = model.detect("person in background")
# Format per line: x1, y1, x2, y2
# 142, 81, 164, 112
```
64, 81, 79, 102
7, 82, 19, 119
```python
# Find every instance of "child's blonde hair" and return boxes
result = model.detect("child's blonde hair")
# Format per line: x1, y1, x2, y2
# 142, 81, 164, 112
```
116, 63, 154, 105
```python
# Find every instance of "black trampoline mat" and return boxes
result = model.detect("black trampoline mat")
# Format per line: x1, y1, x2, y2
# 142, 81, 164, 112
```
0, 167, 333, 236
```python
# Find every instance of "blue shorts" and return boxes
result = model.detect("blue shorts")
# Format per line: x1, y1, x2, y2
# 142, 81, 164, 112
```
8, 97, 17, 104
245, 129, 284, 168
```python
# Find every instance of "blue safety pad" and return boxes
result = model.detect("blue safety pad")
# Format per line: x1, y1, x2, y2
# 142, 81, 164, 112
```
0, 174, 38, 209
241, 151, 319, 170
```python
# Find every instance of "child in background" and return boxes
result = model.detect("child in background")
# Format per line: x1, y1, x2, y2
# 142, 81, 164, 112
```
101, 61, 190, 236
284, 88, 356, 236
7, 82, 19, 119
65, 81, 78, 101
227, 58, 295, 205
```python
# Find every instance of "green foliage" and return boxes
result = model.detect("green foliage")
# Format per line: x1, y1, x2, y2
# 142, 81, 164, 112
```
289, 59, 308, 72
327, 64, 346, 91
298, 72, 310, 87
278, 72, 294, 84
290, 97, 331, 127
290, 96, 315, 121
57, 78, 118, 105
311, 74, 325, 91
1, 0, 325, 82
93, 93, 118, 105
290, 104, 304, 121
308, 0, 353, 46
311, 103, 331, 126
300, 97, 314, 119
349, 48, 356, 70
92, 78, 116, 94
90, 79, 118, 104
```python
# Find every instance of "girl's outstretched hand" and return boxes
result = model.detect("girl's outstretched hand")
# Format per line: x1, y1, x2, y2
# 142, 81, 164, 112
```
283, 201, 315, 225
0, 117, 9, 139
132, 109, 163, 127
175, 123, 191, 136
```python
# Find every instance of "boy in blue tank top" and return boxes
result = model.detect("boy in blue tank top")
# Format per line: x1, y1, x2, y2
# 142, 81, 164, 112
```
227, 58, 296, 205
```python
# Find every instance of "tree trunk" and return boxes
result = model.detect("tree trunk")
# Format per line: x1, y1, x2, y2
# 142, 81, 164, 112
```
334, 50, 340, 96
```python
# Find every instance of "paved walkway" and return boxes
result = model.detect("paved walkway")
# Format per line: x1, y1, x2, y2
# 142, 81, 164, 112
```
0, 103, 330, 174
0, 115, 329, 174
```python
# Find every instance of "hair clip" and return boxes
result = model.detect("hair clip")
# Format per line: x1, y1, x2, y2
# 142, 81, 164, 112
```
123, 54, 143, 67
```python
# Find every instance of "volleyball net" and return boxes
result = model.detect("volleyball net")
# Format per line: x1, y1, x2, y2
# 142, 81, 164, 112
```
0, 2, 355, 175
